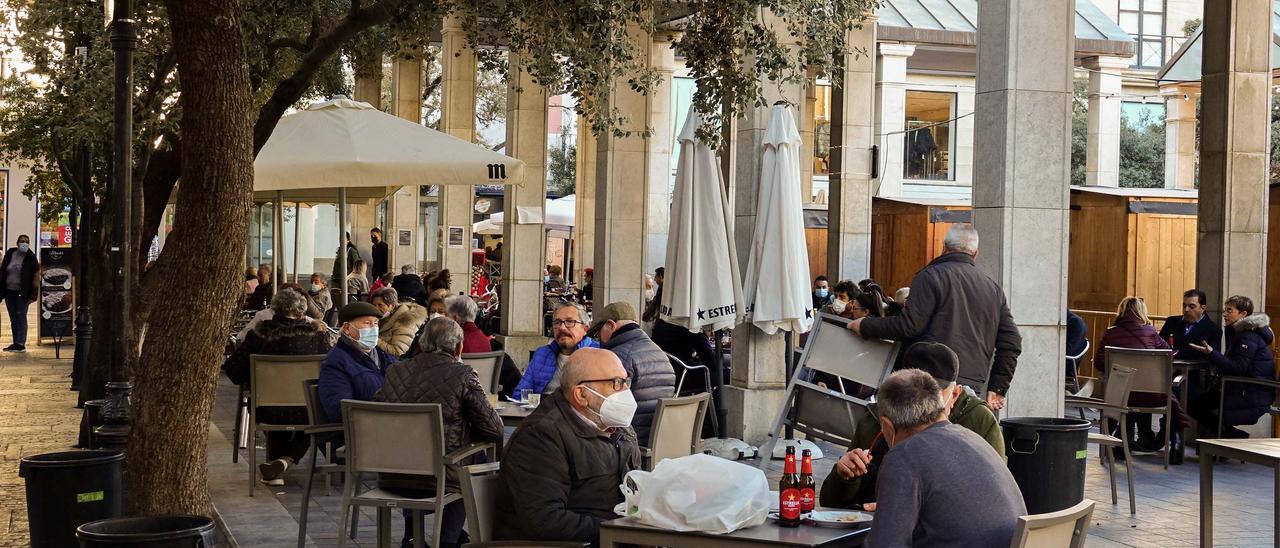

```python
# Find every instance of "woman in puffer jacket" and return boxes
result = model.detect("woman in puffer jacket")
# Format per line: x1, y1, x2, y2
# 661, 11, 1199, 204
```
1188, 295, 1276, 439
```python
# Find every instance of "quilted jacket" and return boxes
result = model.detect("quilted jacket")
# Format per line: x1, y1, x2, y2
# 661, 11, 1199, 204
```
514, 336, 599, 395
599, 323, 676, 443
374, 351, 504, 491
376, 302, 428, 357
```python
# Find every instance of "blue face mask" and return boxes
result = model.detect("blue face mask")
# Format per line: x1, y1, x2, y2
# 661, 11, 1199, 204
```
544, 275, 550, 283
814, 288, 829, 299
17, 243, 28, 253
355, 326, 379, 349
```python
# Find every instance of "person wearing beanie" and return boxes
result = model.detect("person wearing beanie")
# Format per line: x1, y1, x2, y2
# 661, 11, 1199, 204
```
819, 341, 1004, 511
318, 302, 398, 423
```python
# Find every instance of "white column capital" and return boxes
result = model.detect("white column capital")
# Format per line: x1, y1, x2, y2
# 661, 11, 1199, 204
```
877, 42, 916, 58
1083, 55, 1130, 72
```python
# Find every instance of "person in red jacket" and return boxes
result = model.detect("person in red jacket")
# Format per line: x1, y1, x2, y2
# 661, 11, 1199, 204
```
1097, 296, 1189, 461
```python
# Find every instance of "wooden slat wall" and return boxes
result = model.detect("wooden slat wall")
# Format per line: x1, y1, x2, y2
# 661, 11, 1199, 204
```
805, 227, 829, 280
1267, 186, 1280, 356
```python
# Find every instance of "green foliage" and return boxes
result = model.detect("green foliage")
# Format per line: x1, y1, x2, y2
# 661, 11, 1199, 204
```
546, 116, 576, 195
1070, 79, 1087, 186
1070, 78, 1165, 188
1182, 18, 1201, 38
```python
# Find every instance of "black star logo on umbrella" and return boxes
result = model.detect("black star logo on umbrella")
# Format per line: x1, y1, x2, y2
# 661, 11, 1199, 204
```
805, 308, 812, 319
697, 308, 706, 320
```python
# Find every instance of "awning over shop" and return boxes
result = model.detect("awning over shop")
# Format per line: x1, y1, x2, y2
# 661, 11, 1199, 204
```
1155, 1, 1280, 85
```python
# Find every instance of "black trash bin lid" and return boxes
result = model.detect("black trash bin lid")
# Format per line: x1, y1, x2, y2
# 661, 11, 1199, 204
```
77, 515, 215, 541
1000, 417, 1091, 431
18, 450, 124, 477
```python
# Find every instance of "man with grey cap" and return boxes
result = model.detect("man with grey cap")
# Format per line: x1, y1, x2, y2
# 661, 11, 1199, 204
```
590, 301, 676, 443
821, 342, 1003, 511
864, 368, 1025, 547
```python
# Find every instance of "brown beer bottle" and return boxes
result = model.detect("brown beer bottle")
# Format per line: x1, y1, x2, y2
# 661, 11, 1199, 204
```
799, 449, 816, 513
779, 446, 802, 527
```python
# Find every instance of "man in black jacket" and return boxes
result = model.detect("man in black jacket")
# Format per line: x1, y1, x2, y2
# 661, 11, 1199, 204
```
2, 234, 38, 352
590, 301, 676, 444
494, 348, 640, 545
847, 224, 1022, 410
370, 228, 389, 280
1159, 288, 1223, 356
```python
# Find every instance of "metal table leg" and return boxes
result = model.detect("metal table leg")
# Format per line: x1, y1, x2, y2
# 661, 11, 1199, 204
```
1201, 449, 1213, 548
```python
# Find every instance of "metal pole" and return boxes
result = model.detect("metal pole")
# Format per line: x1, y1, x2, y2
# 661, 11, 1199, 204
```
71, 140, 93, 394
338, 188, 348, 305
95, 0, 135, 451
784, 331, 795, 439
292, 202, 300, 286
274, 192, 283, 290
712, 330, 728, 438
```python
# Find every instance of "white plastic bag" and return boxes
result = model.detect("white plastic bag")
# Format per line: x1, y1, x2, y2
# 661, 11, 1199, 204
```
616, 453, 771, 533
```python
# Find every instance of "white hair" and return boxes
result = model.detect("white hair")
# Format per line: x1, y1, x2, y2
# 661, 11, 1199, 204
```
942, 224, 979, 255
445, 294, 478, 323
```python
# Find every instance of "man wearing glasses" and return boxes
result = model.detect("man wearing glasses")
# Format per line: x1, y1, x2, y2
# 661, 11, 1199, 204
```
514, 304, 600, 396
495, 348, 641, 544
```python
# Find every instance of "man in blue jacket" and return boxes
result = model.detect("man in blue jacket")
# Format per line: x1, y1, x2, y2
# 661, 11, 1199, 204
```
319, 302, 398, 423
514, 304, 598, 396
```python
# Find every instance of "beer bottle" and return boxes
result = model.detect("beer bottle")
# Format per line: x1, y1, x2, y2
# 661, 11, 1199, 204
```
799, 449, 816, 513
779, 446, 802, 527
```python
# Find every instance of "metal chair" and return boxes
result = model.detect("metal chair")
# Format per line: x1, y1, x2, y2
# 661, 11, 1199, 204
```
459, 462, 502, 543
248, 354, 324, 496
232, 384, 249, 463
1105, 347, 1175, 469
297, 379, 353, 548
758, 380, 868, 465
336, 400, 492, 548
1066, 365, 1137, 514
1217, 375, 1280, 437
462, 543, 588, 548
1008, 499, 1095, 548
667, 353, 711, 396
1066, 339, 1091, 395
462, 351, 505, 394
642, 393, 711, 470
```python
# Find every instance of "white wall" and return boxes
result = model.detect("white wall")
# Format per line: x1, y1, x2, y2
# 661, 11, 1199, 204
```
3, 164, 38, 250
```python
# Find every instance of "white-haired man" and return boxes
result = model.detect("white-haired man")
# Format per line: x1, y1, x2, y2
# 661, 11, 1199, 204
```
846, 223, 1022, 410
863, 369, 1025, 547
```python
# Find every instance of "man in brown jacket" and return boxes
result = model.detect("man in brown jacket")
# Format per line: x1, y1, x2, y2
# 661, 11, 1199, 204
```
494, 348, 641, 545
374, 317, 503, 548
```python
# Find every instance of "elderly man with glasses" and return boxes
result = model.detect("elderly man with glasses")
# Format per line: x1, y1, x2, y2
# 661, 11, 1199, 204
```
513, 303, 600, 395
494, 348, 640, 545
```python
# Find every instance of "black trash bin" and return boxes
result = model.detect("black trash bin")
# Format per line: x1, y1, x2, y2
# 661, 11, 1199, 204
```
1001, 417, 1091, 514
19, 450, 125, 548
77, 515, 216, 547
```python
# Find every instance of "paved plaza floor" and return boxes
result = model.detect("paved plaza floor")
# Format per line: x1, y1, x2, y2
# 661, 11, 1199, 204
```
1, 310, 1278, 547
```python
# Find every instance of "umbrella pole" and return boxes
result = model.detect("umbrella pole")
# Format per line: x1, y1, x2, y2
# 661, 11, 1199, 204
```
784, 331, 795, 440
713, 329, 728, 439
339, 188, 348, 305
274, 192, 284, 291
292, 201, 300, 286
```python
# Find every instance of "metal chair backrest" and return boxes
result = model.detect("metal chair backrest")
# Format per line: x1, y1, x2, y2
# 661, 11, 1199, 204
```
788, 380, 867, 448
1008, 499, 1095, 548
250, 354, 324, 408
1105, 347, 1172, 396
341, 400, 445, 477
648, 393, 711, 465
1099, 366, 1137, 422
667, 353, 710, 395
1067, 339, 1091, 361
797, 313, 899, 389
302, 379, 330, 428
459, 462, 502, 542
462, 351, 504, 394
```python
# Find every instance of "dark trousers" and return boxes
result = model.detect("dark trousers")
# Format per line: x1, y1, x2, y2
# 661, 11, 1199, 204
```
255, 407, 310, 462
5, 290, 29, 345
400, 500, 467, 545
1189, 386, 1262, 439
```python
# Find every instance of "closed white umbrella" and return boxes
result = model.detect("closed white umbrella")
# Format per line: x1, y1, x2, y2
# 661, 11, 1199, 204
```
660, 109, 743, 332
741, 104, 814, 335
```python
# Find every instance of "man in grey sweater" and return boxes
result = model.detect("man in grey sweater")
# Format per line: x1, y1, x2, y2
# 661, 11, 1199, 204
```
854, 369, 1025, 547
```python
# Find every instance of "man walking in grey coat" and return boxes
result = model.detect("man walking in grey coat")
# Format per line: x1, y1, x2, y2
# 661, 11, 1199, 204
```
847, 224, 1022, 410
590, 301, 677, 444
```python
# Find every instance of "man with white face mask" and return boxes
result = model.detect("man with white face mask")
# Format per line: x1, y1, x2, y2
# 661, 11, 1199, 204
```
318, 302, 397, 423
494, 348, 641, 545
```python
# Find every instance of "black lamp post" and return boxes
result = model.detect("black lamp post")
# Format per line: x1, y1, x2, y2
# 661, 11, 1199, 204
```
70, 29, 93, 394
94, 0, 135, 451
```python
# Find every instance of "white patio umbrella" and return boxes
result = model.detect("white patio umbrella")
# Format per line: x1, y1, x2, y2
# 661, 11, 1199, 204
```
472, 217, 503, 235
660, 109, 743, 333
741, 104, 814, 335
253, 96, 526, 304
487, 195, 577, 229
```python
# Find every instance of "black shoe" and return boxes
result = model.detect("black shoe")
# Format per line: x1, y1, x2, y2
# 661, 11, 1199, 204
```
1170, 431, 1185, 465
1132, 435, 1164, 453
1110, 446, 1126, 461
12, 344, 26, 353
1, 344, 15, 352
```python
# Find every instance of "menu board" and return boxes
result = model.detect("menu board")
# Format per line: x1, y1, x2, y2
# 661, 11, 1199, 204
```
38, 247, 73, 339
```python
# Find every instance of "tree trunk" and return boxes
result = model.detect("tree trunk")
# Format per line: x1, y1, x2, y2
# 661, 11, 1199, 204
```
127, 0, 254, 515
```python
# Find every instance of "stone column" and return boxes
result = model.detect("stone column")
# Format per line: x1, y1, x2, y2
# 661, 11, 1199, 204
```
1084, 56, 1127, 187
352, 48, 382, 108
388, 50, 425, 273
1197, 0, 1271, 320
438, 16, 477, 282
873, 42, 914, 198
593, 22, 652, 310
574, 115, 598, 286
724, 12, 810, 445
644, 32, 678, 275
826, 21, 877, 283
1164, 86, 1199, 190
973, 0, 1074, 418
498, 53, 549, 368
800, 68, 818, 203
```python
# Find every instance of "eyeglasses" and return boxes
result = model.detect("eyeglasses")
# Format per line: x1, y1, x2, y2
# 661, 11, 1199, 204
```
578, 377, 631, 391
552, 319, 585, 328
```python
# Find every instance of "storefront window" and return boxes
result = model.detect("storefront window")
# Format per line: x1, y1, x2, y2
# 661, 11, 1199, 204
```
903, 90, 955, 181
